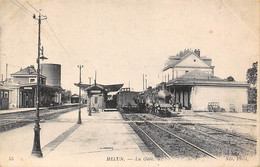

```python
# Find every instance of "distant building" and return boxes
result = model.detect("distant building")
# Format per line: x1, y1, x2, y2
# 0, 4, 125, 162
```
163, 49, 248, 112
71, 94, 79, 103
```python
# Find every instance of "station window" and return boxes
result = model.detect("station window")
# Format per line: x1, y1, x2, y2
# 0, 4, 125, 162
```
95, 97, 98, 104
4, 92, 8, 98
30, 78, 36, 83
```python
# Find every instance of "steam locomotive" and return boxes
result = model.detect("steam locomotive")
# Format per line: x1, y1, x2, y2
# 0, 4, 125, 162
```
133, 86, 180, 117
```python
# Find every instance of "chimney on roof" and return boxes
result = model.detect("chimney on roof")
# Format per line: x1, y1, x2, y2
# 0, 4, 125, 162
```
194, 49, 200, 57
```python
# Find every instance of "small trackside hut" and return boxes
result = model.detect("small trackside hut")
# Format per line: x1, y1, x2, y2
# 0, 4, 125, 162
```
75, 83, 123, 112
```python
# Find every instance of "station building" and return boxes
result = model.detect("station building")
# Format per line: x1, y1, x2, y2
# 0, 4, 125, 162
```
162, 49, 249, 112
3, 64, 63, 108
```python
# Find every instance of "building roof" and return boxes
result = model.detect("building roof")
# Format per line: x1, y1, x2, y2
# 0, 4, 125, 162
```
0, 84, 10, 91
166, 70, 249, 87
163, 49, 213, 71
75, 83, 124, 92
71, 94, 79, 98
19, 83, 63, 92
11, 65, 46, 78
177, 70, 222, 81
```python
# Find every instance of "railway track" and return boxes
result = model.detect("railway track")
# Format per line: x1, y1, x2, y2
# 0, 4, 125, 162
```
207, 113, 256, 122
125, 113, 256, 159
197, 124, 257, 143
129, 118, 172, 159
127, 114, 217, 159
180, 114, 257, 142
0, 104, 80, 132
140, 113, 257, 143
193, 113, 256, 124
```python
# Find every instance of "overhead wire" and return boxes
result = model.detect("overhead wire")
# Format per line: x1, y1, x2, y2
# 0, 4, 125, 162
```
26, 1, 40, 13
10, 0, 34, 17
14, 0, 34, 16
42, 25, 53, 41
11, 0, 70, 57
25, 1, 70, 56
45, 19, 70, 56
24, 2, 51, 42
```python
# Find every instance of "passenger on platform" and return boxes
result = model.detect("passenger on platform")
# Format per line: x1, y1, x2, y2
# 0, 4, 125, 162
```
173, 103, 176, 112
178, 103, 182, 112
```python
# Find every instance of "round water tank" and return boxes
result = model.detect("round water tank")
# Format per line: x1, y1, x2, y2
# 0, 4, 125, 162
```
40, 64, 61, 87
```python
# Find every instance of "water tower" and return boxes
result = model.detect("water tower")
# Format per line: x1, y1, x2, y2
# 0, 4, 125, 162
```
40, 63, 61, 87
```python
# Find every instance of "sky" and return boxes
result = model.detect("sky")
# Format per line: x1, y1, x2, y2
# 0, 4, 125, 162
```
0, 0, 259, 94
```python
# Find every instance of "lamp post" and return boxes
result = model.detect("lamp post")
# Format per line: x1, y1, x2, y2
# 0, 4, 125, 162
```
31, 12, 47, 158
77, 65, 83, 124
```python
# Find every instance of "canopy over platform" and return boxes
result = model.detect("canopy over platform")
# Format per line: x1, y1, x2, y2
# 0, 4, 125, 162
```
74, 83, 124, 93
19, 84, 64, 92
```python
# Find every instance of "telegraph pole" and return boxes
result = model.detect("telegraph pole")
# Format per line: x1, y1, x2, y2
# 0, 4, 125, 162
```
5, 64, 8, 81
94, 70, 97, 85
145, 74, 147, 89
32, 11, 47, 158
77, 65, 83, 124
143, 74, 144, 91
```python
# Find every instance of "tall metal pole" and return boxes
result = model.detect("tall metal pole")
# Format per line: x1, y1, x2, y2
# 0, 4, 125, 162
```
145, 74, 147, 89
6, 63, 8, 81
32, 13, 43, 158
143, 74, 144, 91
77, 65, 83, 124
94, 70, 97, 85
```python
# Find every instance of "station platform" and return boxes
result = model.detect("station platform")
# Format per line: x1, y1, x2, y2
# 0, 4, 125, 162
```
0, 107, 155, 167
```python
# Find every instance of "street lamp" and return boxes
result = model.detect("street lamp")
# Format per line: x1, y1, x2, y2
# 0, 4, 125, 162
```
77, 65, 83, 124
31, 12, 47, 158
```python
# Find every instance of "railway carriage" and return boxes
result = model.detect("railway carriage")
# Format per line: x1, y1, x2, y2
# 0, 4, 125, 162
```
117, 88, 140, 112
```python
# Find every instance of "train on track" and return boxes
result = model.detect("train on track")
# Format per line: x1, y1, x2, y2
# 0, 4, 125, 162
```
117, 85, 181, 117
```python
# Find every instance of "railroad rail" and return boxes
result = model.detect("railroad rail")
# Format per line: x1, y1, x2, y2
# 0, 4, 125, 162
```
208, 113, 256, 122
129, 118, 172, 159
127, 114, 217, 159
193, 114, 256, 123
149, 113, 255, 153
197, 124, 257, 143
135, 115, 217, 159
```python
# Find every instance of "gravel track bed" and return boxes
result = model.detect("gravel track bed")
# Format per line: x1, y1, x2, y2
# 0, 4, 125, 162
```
124, 114, 209, 159
125, 113, 256, 159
